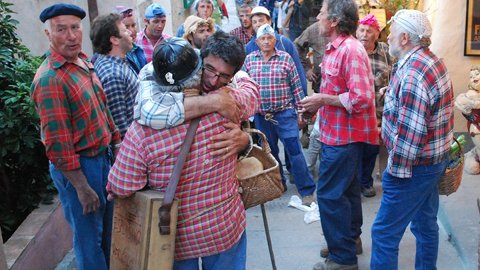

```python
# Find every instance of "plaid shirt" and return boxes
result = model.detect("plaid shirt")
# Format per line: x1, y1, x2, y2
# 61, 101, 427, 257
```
94, 54, 139, 138
107, 85, 259, 260
31, 49, 121, 171
135, 30, 171, 63
318, 35, 378, 145
242, 49, 304, 114
369, 42, 393, 124
229, 26, 253, 46
133, 62, 185, 129
382, 46, 454, 178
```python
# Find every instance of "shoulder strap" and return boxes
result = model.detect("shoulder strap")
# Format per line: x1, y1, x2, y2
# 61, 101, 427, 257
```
158, 118, 201, 235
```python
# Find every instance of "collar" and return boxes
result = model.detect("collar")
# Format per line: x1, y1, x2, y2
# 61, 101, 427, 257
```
326, 35, 349, 51
397, 46, 422, 70
47, 48, 91, 70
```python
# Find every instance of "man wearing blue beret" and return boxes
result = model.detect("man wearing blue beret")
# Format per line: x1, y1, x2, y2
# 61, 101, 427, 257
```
32, 3, 121, 270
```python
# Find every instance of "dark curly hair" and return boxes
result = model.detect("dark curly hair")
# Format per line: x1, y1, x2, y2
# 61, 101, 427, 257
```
90, 13, 122, 54
325, 0, 358, 36
200, 31, 245, 73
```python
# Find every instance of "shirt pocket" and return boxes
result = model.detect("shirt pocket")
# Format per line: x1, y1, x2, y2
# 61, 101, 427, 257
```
320, 62, 341, 94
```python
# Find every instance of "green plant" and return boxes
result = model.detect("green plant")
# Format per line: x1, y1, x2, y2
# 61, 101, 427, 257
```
0, 0, 55, 242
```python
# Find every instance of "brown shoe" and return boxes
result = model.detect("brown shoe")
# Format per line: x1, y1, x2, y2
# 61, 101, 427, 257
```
302, 194, 316, 206
320, 237, 363, 258
312, 259, 358, 270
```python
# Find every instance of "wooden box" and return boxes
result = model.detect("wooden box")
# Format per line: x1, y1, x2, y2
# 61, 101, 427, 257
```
110, 190, 178, 270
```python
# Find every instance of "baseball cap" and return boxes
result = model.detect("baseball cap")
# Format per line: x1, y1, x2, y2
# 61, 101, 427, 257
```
250, 6, 270, 18
145, 3, 166, 19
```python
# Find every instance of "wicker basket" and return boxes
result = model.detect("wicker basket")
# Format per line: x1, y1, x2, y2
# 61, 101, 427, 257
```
237, 129, 284, 209
438, 137, 464, 196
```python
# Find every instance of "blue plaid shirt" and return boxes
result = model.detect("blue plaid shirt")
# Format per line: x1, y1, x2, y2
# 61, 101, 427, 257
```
94, 54, 139, 137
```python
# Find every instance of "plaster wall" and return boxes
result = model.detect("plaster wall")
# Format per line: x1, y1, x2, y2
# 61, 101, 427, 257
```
425, 0, 480, 131
11, 0, 185, 57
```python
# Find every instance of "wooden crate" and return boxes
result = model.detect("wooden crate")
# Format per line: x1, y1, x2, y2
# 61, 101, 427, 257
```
110, 190, 177, 270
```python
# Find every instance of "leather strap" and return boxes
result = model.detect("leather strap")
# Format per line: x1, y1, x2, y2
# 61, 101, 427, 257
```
158, 118, 200, 235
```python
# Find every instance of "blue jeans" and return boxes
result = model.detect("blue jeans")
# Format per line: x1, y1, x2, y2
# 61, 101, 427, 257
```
370, 160, 448, 270
254, 109, 316, 196
173, 231, 247, 270
316, 142, 363, 265
49, 153, 113, 270
358, 144, 380, 188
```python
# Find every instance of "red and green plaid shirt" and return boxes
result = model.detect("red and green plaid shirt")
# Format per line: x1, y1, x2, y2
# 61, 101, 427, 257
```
31, 49, 121, 171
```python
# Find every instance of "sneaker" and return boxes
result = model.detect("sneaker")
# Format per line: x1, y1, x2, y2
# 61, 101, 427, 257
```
320, 237, 362, 258
312, 259, 358, 270
361, 186, 376, 197
302, 194, 316, 206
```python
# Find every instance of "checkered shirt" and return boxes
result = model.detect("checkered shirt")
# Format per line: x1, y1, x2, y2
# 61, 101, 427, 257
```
382, 46, 454, 178
135, 30, 172, 63
107, 83, 260, 260
242, 49, 304, 114
94, 54, 139, 137
229, 26, 253, 46
31, 49, 121, 171
318, 35, 379, 146
133, 62, 185, 129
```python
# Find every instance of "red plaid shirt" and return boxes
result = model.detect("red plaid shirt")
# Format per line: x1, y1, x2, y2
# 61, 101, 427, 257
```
107, 78, 259, 260
229, 26, 253, 46
31, 49, 121, 171
135, 29, 172, 63
242, 49, 304, 114
318, 35, 379, 145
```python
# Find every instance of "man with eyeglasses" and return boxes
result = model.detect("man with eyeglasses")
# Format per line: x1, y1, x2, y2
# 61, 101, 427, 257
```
109, 35, 259, 268
115, 6, 147, 74
133, 32, 259, 161
243, 24, 316, 205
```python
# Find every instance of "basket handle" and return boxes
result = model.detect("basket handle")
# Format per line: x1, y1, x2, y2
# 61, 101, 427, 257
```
243, 128, 271, 154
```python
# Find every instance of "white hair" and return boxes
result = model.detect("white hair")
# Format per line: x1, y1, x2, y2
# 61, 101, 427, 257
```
44, 19, 51, 31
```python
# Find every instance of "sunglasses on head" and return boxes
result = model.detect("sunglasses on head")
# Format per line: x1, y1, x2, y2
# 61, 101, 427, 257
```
121, 9, 133, 19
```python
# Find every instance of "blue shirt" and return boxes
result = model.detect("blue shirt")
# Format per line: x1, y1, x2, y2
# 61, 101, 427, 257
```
94, 54, 139, 137
246, 33, 308, 95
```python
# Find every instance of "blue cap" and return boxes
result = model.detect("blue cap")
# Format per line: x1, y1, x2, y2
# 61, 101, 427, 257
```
39, 3, 86, 23
145, 3, 166, 19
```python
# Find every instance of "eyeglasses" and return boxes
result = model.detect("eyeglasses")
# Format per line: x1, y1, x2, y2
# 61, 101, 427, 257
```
120, 9, 133, 19
202, 65, 233, 83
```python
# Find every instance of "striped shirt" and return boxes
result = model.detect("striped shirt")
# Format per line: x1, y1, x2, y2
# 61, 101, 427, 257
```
317, 35, 379, 146
94, 54, 139, 138
242, 49, 304, 114
135, 30, 171, 63
382, 46, 454, 178
31, 49, 121, 171
107, 85, 259, 260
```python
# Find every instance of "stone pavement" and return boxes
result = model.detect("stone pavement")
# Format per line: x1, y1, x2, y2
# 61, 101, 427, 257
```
245, 169, 479, 270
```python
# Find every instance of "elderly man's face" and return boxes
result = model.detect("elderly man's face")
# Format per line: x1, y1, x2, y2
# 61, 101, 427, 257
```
145, 16, 166, 39
356, 24, 379, 50
238, 8, 252, 29
387, 22, 404, 58
256, 34, 276, 53
189, 25, 213, 49
197, 1, 213, 19
251, 14, 270, 33
201, 54, 235, 92
45, 15, 83, 62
